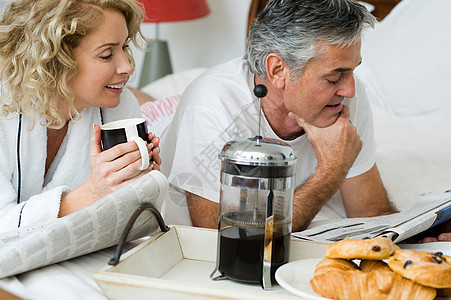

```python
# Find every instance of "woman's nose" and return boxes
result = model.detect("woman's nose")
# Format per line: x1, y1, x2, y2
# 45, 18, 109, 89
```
117, 52, 134, 75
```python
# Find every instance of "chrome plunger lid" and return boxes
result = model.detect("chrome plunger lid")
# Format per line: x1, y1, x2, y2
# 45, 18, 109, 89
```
220, 136, 296, 167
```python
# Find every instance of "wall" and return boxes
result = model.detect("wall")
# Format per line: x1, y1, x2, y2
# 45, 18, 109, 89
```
0, 0, 252, 88
129, 0, 252, 88
0, 1, 386, 88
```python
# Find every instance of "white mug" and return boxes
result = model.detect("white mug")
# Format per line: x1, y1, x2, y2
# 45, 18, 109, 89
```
100, 118, 150, 171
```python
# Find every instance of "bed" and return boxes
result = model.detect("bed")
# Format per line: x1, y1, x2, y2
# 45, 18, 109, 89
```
1, 0, 450, 298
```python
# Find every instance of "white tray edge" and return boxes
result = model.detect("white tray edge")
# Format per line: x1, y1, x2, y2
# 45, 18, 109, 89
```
93, 225, 328, 300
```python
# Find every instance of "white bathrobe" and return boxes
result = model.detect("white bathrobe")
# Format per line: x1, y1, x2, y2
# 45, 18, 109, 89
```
0, 88, 141, 232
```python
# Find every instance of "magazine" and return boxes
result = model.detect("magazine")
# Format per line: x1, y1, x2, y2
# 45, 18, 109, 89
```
0, 171, 168, 279
293, 190, 451, 244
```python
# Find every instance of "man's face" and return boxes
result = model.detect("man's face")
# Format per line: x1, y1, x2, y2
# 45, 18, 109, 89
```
283, 40, 362, 128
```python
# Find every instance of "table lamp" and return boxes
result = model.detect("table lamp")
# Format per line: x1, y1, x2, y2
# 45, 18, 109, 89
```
138, 0, 210, 88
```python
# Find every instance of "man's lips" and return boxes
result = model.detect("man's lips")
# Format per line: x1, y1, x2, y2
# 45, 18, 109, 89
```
326, 96, 345, 108
325, 102, 343, 113
326, 103, 341, 107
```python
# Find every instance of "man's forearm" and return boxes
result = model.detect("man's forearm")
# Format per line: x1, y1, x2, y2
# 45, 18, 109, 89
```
185, 191, 219, 229
340, 164, 395, 218
292, 167, 345, 232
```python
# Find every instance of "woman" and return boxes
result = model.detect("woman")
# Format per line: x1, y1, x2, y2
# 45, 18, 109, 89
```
0, 0, 161, 232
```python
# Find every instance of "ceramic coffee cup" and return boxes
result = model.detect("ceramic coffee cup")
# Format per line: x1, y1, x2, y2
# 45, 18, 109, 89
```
100, 118, 150, 170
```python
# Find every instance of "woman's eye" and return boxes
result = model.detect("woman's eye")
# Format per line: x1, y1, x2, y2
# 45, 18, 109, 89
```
100, 54, 113, 60
99, 44, 128, 60
99, 50, 113, 60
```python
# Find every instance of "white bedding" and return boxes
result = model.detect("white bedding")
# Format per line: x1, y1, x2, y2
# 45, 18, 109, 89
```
356, 0, 451, 130
1, 0, 450, 298
372, 104, 451, 211
356, 0, 451, 210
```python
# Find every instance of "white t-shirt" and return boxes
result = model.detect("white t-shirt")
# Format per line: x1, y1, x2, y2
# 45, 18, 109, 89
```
160, 58, 376, 225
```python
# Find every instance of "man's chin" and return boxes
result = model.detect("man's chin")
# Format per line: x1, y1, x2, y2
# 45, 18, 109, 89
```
314, 116, 340, 128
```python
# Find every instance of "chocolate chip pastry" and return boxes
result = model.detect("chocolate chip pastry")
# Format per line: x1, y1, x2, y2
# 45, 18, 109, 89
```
309, 238, 447, 300
310, 257, 436, 300
387, 249, 451, 289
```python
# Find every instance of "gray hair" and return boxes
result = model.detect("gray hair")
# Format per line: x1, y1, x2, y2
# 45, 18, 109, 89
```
245, 0, 376, 79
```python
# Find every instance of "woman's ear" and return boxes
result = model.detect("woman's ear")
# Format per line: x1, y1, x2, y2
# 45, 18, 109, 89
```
265, 53, 289, 89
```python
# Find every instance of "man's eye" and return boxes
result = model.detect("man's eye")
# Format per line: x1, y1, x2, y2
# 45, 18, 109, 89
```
327, 78, 340, 84
327, 74, 343, 84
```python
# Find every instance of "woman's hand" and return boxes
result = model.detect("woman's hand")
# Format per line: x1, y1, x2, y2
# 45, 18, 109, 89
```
148, 132, 161, 171
58, 125, 162, 217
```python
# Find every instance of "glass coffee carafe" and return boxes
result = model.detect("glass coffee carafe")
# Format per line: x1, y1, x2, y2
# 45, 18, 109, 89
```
211, 136, 296, 290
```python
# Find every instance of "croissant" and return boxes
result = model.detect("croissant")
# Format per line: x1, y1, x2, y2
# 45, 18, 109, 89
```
325, 237, 399, 260
310, 258, 436, 300
387, 249, 451, 289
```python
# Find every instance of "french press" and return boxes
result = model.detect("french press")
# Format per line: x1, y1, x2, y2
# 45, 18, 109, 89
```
210, 85, 297, 290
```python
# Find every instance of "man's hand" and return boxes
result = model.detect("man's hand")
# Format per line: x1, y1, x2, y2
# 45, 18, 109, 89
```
417, 219, 451, 243
288, 105, 362, 180
288, 105, 367, 231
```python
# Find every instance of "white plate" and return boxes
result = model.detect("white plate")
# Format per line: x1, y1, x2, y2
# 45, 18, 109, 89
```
275, 258, 331, 300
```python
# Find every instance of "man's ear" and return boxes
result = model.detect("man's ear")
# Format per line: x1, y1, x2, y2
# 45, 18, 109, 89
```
265, 53, 289, 89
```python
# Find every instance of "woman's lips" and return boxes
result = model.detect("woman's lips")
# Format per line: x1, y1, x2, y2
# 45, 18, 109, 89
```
106, 86, 123, 94
105, 82, 125, 94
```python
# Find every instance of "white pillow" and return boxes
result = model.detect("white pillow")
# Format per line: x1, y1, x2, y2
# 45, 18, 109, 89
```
139, 67, 207, 136
356, 0, 451, 129
140, 95, 181, 137
372, 103, 451, 210
140, 68, 207, 100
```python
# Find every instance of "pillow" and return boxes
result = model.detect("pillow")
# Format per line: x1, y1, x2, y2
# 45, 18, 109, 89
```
140, 94, 181, 137
356, 0, 451, 129
140, 68, 207, 100
372, 103, 451, 210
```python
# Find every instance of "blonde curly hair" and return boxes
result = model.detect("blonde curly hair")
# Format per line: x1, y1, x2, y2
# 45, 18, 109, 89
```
0, 0, 147, 129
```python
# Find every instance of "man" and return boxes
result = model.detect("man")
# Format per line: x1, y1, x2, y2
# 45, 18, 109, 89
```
160, 0, 395, 231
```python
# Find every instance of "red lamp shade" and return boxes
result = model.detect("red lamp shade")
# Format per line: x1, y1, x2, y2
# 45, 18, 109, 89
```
139, 0, 211, 23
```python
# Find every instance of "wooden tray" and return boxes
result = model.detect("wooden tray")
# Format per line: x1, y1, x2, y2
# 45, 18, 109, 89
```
93, 225, 329, 300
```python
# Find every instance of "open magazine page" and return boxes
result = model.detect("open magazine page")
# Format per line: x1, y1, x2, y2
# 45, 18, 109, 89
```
0, 171, 168, 279
293, 190, 451, 244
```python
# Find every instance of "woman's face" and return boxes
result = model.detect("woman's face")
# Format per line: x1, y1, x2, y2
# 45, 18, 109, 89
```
70, 8, 134, 113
